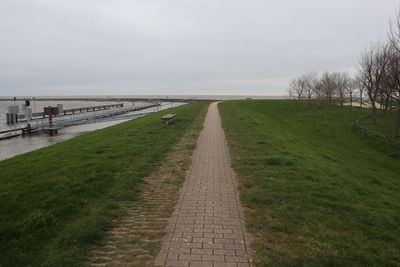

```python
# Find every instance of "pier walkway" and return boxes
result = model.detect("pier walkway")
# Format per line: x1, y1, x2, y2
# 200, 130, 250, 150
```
155, 102, 253, 267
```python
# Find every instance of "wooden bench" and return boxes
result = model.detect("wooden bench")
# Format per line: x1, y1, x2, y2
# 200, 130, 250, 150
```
161, 113, 176, 124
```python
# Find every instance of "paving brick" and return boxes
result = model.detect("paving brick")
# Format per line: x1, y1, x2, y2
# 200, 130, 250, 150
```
194, 228, 213, 233
165, 260, 189, 266
202, 243, 224, 249
203, 233, 224, 238
201, 254, 225, 262
204, 224, 223, 229
224, 244, 246, 250
191, 248, 213, 255
183, 232, 203, 238
172, 237, 192, 243
214, 229, 233, 234
179, 254, 202, 261
214, 263, 238, 267
223, 233, 244, 239
214, 238, 234, 244
213, 249, 236, 256
169, 248, 191, 254
225, 256, 249, 263
190, 261, 213, 267
235, 250, 246, 256
180, 243, 202, 249
192, 237, 213, 244
166, 253, 179, 260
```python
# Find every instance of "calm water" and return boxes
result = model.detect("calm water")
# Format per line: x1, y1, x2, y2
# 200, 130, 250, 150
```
0, 100, 183, 161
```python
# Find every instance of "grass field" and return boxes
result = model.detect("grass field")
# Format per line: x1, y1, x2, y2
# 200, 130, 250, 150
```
219, 100, 400, 266
361, 110, 399, 139
0, 102, 208, 266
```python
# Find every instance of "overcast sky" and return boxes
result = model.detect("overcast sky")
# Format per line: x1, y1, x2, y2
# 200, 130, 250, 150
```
0, 0, 398, 96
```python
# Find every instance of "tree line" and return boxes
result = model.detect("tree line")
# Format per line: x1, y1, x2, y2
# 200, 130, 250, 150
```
288, 10, 400, 137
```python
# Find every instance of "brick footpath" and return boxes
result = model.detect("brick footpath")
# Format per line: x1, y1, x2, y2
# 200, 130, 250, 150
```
155, 102, 253, 267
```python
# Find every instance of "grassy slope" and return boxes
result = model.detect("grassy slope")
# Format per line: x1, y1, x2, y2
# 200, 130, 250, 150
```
0, 102, 208, 266
362, 110, 399, 139
219, 100, 400, 266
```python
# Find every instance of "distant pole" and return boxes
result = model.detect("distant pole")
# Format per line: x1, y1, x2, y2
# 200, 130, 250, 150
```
48, 106, 53, 128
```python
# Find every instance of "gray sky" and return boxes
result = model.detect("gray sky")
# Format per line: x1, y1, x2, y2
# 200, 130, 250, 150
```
0, 0, 398, 96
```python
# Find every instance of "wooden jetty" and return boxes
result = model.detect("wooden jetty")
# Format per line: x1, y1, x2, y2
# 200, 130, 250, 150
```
18, 103, 124, 120
0, 125, 39, 140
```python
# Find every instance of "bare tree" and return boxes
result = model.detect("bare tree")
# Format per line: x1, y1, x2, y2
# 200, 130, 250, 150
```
317, 71, 340, 123
302, 72, 317, 103
380, 74, 394, 114
345, 76, 357, 108
359, 43, 391, 123
311, 75, 325, 131
389, 9, 400, 53
337, 72, 352, 106
287, 9, 400, 136
288, 77, 305, 100
336, 72, 350, 106
319, 71, 338, 103
388, 10, 400, 136
354, 74, 366, 108
388, 54, 400, 137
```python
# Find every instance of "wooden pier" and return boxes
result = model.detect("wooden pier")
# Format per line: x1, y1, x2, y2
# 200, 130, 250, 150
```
18, 103, 124, 119
0, 125, 37, 140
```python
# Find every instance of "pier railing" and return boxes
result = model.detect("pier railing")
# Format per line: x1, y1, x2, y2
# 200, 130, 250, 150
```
18, 103, 125, 120
34, 102, 159, 130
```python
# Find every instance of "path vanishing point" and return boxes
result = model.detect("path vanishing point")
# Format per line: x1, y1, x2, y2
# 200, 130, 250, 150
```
155, 102, 253, 267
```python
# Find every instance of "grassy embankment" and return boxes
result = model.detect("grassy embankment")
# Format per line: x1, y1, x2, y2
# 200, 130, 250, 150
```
0, 102, 208, 266
361, 110, 399, 139
219, 100, 400, 266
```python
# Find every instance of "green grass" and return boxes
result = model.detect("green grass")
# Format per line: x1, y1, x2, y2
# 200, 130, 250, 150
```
219, 100, 400, 266
361, 110, 399, 139
0, 102, 208, 266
